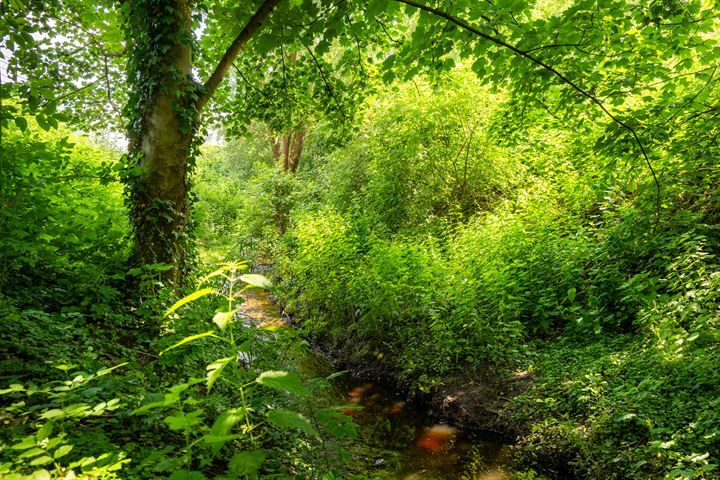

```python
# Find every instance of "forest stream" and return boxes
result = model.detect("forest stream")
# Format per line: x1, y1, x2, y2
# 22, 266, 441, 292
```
239, 290, 513, 479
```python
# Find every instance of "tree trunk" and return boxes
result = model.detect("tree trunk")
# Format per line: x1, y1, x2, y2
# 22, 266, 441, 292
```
126, 0, 194, 285
287, 125, 306, 173
281, 134, 291, 170
125, 0, 280, 284
269, 125, 307, 173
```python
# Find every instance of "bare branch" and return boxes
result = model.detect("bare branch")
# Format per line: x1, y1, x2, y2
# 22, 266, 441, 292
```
232, 63, 266, 97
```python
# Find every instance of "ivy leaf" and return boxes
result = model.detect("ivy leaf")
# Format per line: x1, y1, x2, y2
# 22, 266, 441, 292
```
266, 409, 317, 436
255, 370, 309, 396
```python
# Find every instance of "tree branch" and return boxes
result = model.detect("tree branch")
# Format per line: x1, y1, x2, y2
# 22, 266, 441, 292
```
303, 44, 346, 119
393, 0, 662, 224
197, 0, 281, 112
233, 63, 266, 97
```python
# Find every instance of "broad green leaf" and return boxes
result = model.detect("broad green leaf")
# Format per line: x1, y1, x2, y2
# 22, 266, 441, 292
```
29, 470, 51, 480
266, 409, 317, 436
132, 379, 202, 414
567, 287, 577, 302
36, 423, 53, 442
39, 409, 64, 420
204, 408, 244, 452
53, 444, 73, 459
96, 362, 129, 376
240, 274, 272, 289
164, 409, 204, 431
132, 399, 170, 415
36, 116, 50, 131
255, 371, 309, 396
212, 310, 237, 330
325, 370, 349, 381
29, 455, 53, 466
165, 288, 216, 317
202, 434, 243, 444
160, 331, 218, 356
53, 363, 76, 372
0, 383, 25, 394
197, 267, 232, 284
228, 451, 265, 476
19, 447, 45, 459
316, 407, 358, 439
206, 356, 234, 392
39, 403, 90, 420
15, 116, 28, 131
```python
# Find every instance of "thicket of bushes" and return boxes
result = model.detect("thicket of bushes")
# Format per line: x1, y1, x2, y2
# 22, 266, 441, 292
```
0, 123, 367, 479
221, 70, 720, 478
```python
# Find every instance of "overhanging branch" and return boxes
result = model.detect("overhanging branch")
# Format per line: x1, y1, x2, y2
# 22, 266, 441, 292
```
197, 0, 281, 112
393, 0, 662, 223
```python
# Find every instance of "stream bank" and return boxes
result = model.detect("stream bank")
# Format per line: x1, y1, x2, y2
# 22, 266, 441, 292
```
240, 289, 548, 479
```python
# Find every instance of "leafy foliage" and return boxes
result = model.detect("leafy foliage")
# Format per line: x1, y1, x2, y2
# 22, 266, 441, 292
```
0, 120, 128, 310
261, 60, 720, 478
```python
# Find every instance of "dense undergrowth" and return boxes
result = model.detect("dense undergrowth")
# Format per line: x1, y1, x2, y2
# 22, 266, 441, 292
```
2, 63, 719, 480
204, 69, 720, 479
0, 123, 372, 479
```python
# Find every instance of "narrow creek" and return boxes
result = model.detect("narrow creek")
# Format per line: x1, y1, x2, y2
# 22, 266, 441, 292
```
240, 290, 513, 479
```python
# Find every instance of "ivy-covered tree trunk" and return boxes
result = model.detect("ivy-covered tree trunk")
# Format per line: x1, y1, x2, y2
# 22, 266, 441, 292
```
125, 0, 195, 284
124, 0, 280, 284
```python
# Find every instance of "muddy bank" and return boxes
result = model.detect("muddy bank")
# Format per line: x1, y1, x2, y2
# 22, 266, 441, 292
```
241, 289, 520, 478
311, 339, 528, 433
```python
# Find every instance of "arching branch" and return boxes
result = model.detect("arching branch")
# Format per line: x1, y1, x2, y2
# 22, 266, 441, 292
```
197, 0, 280, 112
393, 0, 662, 222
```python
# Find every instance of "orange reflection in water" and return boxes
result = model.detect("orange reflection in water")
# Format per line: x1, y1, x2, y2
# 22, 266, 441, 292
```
347, 383, 374, 399
415, 424, 458, 453
386, 401, 406, 415
256, 319, 288, 328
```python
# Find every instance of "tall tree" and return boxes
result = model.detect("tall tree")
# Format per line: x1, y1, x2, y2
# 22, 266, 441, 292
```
3, 0, 717, 284
122, 0, 378, 281
123, 0, 280, 282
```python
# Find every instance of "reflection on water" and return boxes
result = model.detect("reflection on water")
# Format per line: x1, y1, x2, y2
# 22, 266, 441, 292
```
239, 290, 511, 479
415, 424, 458, 452
331, 374, 509, 479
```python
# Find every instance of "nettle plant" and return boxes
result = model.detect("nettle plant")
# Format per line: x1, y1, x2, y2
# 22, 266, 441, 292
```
0, 363, 130, 479
133, 262, 357, 479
